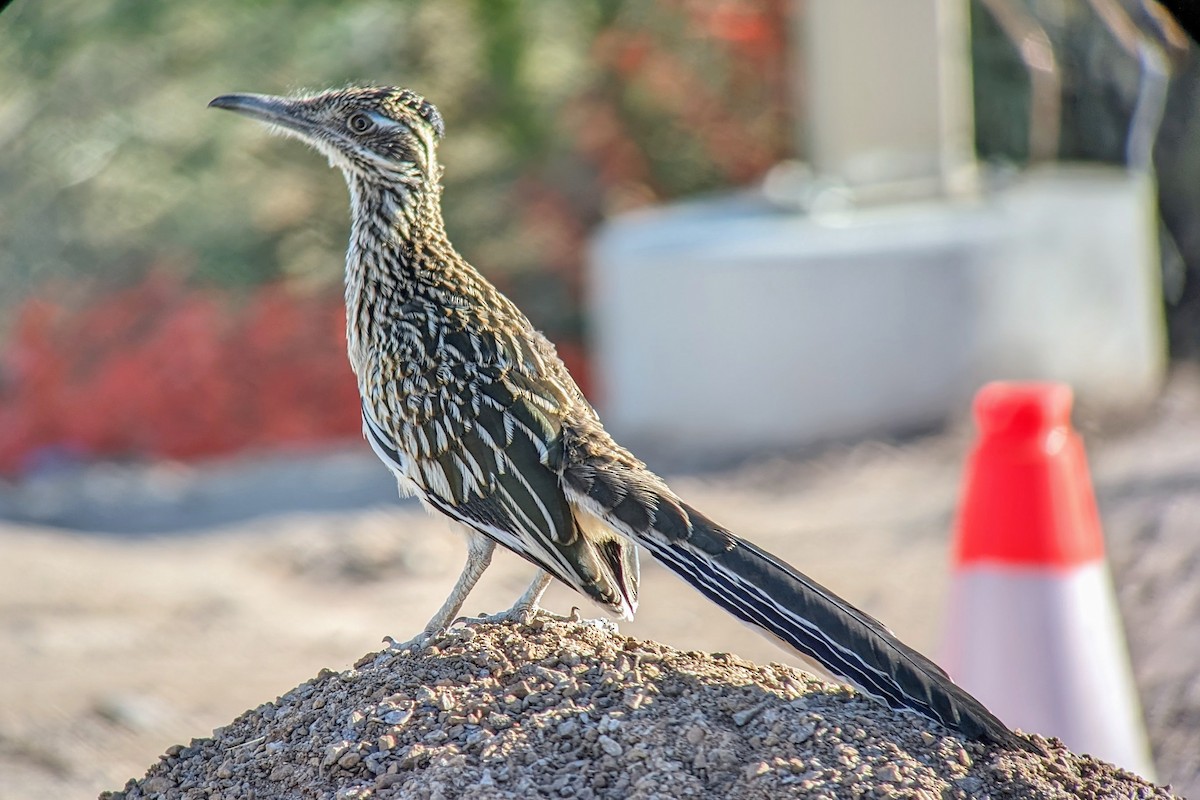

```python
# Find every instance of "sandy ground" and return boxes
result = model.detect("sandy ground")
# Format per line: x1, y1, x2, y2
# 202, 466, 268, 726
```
2, 370, 1199, 799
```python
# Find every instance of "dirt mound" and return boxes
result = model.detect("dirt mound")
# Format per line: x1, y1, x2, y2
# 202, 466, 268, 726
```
102, 619, 1177, 800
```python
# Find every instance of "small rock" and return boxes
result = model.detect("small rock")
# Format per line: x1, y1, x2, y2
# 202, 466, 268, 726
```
375, 773, 406, 790
708, 748, 737, 768
141, 777, 174, 793
597, 735, 622, 757
383, 708, 412, 726
323, 741, 352, 768
957, 776, 984, 793
876, 764, 903, 783
732, 701, 768, 727
791, 722, 816, 744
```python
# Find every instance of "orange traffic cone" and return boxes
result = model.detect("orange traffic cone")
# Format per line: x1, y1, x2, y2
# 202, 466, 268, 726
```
942, 382, 1155, 778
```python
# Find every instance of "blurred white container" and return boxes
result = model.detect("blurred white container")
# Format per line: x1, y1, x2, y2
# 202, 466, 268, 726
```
587, 166, 1165, 456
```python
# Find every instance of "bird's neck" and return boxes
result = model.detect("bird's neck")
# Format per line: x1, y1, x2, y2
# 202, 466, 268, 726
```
345, 177, 452, 288
342, 174, 472, 366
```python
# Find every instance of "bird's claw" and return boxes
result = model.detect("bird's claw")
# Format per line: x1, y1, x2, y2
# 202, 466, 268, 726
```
384, 630, 441, 653
453, 605, 544, 629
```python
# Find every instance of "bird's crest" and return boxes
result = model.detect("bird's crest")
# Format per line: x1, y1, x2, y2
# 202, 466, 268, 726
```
391, 89, 445, 139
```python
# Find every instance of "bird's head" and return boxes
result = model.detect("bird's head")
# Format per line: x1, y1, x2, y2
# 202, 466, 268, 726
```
209, 86, 445, 189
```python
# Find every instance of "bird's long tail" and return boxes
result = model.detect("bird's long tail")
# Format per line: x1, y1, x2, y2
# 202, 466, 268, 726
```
636, 500, 1035, 752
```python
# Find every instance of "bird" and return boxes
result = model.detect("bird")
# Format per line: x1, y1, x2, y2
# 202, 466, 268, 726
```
209, 86, 1033, 752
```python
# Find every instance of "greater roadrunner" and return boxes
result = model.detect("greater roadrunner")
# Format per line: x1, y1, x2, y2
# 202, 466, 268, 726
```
210, 86, 1031, 752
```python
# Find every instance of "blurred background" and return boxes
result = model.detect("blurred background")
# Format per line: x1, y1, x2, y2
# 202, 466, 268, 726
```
0, 0, 792, 471
2, 0, 1200, 797
3, 0, 1200, 472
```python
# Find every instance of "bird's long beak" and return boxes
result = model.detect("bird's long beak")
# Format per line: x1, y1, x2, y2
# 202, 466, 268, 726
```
208, 93, 313, 136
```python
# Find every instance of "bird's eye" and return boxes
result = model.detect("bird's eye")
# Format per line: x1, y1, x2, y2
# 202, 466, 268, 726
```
347, 113, 374, 133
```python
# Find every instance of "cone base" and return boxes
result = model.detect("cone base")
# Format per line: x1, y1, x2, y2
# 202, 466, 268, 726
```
942, 561, 1155, 780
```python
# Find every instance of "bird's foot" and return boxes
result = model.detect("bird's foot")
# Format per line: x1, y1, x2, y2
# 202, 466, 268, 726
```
383, 629, 442, 653
454, 603, 546, 629
454, 605, 620, 634
382, 612, 532, 650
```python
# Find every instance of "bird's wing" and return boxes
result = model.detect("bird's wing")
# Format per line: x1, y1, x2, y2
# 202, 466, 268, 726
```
362, 334, 638, 617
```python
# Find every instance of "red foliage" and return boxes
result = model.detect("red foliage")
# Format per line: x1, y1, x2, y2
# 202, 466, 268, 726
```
0, 275, 358, 473
0, 274, 592, 475
582, 0, 789, 192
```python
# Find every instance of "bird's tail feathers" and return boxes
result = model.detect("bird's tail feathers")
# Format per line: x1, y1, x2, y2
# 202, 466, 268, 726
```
639, 500, 1034, 753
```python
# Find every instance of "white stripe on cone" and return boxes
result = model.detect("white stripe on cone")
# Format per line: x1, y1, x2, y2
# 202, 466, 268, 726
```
943, 560, 1155, 779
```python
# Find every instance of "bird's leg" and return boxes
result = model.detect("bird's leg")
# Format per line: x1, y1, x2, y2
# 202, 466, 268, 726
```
455, 569, 552, 628
391, 532, 495, 650
505, 569, 554, 622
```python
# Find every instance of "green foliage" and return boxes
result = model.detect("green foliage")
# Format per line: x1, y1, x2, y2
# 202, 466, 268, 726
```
0, 0, 787, 337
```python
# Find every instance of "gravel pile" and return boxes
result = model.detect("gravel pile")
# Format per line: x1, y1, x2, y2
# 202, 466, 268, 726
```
103, 619, 1179, 800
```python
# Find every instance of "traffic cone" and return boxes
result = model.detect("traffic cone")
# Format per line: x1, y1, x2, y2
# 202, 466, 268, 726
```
941, 382, 1155, 778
